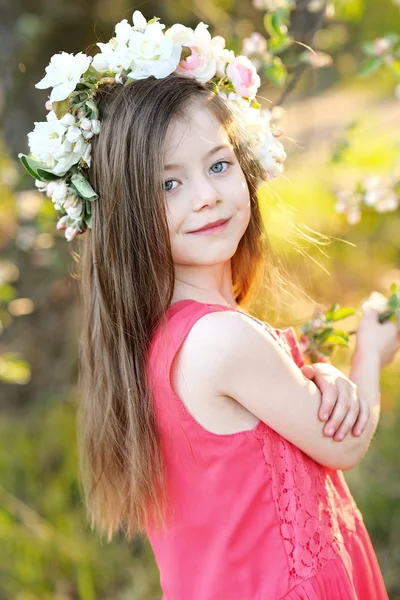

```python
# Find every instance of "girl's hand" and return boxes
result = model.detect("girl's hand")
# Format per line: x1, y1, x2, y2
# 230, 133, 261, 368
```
356, 301, 400, 369
300, 363, 369, 442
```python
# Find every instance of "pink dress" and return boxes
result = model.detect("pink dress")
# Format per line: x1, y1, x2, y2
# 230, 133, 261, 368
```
146, 299, 388, 600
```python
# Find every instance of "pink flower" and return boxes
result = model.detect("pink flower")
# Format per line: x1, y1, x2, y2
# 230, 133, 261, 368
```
226, 55, 260, 99
373, 38, 390, 56
166, 23, 217, 83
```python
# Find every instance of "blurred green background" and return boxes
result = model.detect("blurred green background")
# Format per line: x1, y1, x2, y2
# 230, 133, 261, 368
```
1, 0, 400, 598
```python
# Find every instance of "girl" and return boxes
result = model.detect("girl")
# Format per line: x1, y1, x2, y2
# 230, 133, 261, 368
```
21, 12, 400, 599
77, 74, 399, 599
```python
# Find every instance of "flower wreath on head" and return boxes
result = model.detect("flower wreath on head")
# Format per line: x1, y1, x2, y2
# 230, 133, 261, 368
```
19, 10, 287, 242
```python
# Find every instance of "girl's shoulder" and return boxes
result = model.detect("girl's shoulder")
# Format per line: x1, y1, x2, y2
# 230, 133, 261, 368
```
149, 299, 302, 436
164, 299, 304, 368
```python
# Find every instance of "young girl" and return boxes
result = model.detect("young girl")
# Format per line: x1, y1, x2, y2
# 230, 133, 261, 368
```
21, 12, 400, 600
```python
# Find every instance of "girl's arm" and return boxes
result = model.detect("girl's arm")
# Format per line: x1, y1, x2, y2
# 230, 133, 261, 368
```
346, 348, 381, 463
189, 311, 365, 471
344, 306, 400, 463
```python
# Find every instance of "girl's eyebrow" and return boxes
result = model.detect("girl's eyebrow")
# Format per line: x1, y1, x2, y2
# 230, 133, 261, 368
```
164, 144, 232, 171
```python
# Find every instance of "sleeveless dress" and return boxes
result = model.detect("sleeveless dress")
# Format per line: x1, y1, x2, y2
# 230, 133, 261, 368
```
146, 299, 388, 600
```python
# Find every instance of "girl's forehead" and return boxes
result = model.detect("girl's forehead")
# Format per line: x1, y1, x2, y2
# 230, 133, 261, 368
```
164, 107, 230, 160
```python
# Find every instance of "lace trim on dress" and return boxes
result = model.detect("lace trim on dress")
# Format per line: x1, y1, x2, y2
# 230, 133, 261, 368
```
254, 423, 364, 585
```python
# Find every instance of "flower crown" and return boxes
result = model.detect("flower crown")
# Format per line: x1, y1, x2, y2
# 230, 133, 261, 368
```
19, 10, 287, 242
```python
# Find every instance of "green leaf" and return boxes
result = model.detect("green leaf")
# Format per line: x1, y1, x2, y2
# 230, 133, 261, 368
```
387, 294, 400, 310
267, 36, 293, 55
385, 33, 400, 46
52, 99, 70, 120
378, 310, 395, 323
390, 283, 398, 294
324, 304, 338, 321
18, 154, 60, 182
0, 283, 17, 304
264, 14, 281, 39
334, 0, 364, 22
331, 329, 350, 340
359, 57, 382, 77
316, 328, 334, 343
329, 307, 356, 321
362, 41, 377, 57
263, 58, 287, 86
323, 335, 349, 347
36, 168, 60, 181
71, 173, 98, 201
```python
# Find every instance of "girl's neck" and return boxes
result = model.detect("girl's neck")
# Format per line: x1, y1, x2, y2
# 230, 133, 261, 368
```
170, 293, 240, 310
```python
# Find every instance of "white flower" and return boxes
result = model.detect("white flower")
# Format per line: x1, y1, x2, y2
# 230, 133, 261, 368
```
127, 23, 182, 79
132, 10, 148, 32
209, 35, 235, 78
28, 110, 90, 176
375, 192, 399, 212
92, 14, 181, 80
35, 180, 48, 193
51, 181, 69, 205
81, 143, 92, 167
64, 194, 84, 219
307, 0, 325, 12
35, 52, 92, 102
90, 120, 101, 134
253, 0, 292, 9
80, 118, 92, 131
166, 22, 217, 83
242, 32, 268, 57
92, 41, 132, 74
361, 291, 388, 313
347, 208, 361, 225
221, 92, 286, 179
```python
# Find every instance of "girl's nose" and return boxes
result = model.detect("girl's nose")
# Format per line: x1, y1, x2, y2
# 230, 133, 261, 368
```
192, 177, 220, 210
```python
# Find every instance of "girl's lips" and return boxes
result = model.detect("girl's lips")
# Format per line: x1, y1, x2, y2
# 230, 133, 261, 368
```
189, 218, 231, 235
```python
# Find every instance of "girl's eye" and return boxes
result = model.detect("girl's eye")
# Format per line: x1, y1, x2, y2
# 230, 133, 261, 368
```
210, 160, 231, 174
163, 160, 231, 192
163, 180, 178, 193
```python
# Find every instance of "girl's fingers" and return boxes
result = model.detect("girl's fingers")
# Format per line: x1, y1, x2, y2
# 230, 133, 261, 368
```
323, 384, 358, 438
318, 381, 338, 422
351, 399, 370, 437
331, 392, 361, 441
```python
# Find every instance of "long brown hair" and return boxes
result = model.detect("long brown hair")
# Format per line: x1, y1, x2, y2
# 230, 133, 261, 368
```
76, 74, 278, 541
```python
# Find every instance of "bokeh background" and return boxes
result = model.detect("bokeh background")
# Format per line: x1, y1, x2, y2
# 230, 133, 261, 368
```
1, 0, 400, 598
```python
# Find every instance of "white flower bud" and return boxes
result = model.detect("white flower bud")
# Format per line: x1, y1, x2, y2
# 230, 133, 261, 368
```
82, 143, 92, 167
65, 224, 83, 241
45, 100, 53, 111
81, 129, 94, 139
35, 180, 48, 193
80, 118, 92, 131
56, 215, 70, 230
65, 194, 83, 219
51, 181, 69, 204
91, 119, 101, 134
46, 181, 58, 198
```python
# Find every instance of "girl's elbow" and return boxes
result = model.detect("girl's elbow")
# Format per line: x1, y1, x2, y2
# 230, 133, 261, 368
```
332, 442, 369, 472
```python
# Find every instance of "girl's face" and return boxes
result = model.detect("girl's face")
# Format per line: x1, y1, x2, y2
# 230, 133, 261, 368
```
163, 101, 251, 268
